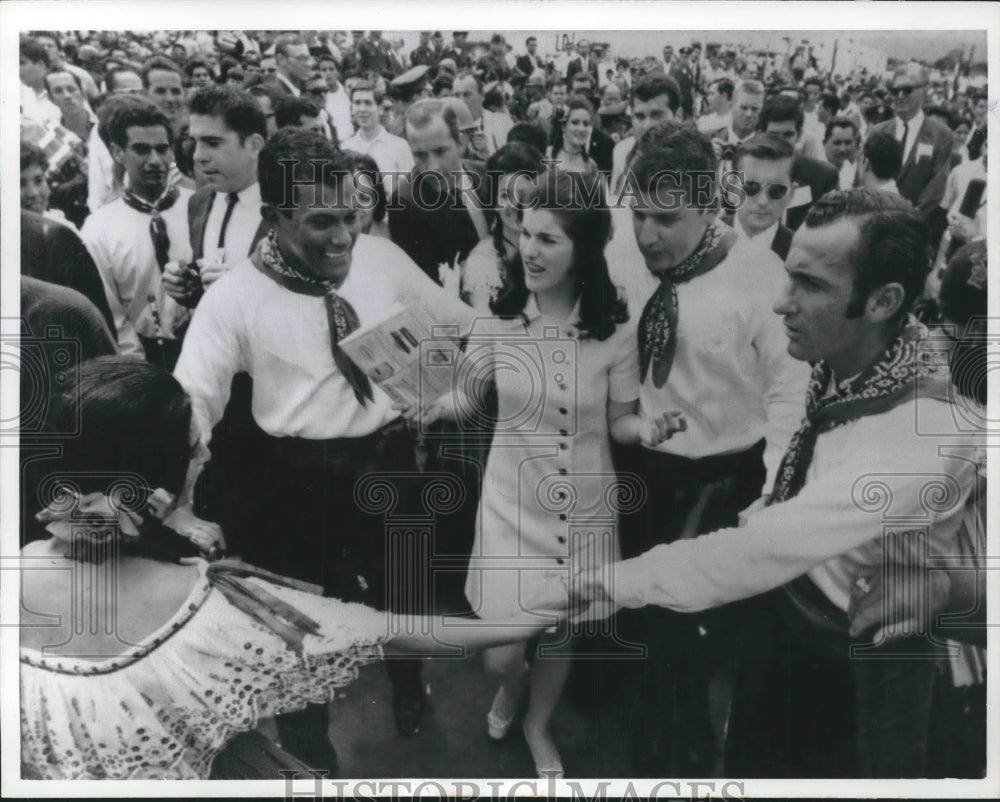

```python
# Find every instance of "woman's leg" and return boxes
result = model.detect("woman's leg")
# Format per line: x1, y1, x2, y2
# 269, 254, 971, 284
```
522, 632, 573, 772
483, 641, 530, 727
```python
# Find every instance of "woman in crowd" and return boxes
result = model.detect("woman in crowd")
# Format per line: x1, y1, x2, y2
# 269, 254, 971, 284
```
460, 142, 544, 310
406, 169, 679, 778
20, 357, 561, 780
548, 95, 600, 177
344, 150, 389, 240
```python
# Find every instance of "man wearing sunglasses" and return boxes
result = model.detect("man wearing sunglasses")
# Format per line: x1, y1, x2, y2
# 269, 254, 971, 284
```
725, 134, 796, 261
867, 63, 953, 220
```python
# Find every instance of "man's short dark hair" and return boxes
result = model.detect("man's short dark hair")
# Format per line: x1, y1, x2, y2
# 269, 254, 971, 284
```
824, 116, 858, 143
627, 120, 717, 200
32, 31, 62, 51
21, 140, 49, 173
274, 96, 321, 129
43, 68, 83, 94
258, 127, 352, 210
105, 68, 140, 93
758, 94, 804, 133
734, 133, 795, 171
631, 73, 681, 112
140, 55, 182, 88
803, 76, 823, 91
247, 82, 281, 107
349, 80, 377, 101
710, 78, 734, 102
20, 37, 51, 68
805, 189, 928, 322
818, 92, 840, 117
189, 85, 268, 141
404, 98, 461, 145
526, 36, 537, 46
507, 122, 548, 154
107, 103, 173, 149
863, 131, 904, 181
432, 75, 453, 96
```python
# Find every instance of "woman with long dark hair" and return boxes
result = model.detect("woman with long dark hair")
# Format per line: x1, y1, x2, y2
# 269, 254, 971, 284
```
460, 142, 544, 310
406, 169, 681, 777
548, 94, 600, 177
19, 357, 559, 780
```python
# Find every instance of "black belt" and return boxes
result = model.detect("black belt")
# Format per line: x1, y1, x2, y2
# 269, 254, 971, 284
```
268, 417, 412, 467
642, 438, 765, 484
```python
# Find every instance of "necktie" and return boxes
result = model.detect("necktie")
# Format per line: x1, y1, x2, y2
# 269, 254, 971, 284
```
122, 186, 180, 272
899, 119, 910, 159
217, 192, 239, 249
255, 231, 374, 406
638, 219, 736, 387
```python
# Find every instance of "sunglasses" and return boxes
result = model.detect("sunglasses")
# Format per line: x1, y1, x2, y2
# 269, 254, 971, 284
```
890, 84, 926, 98
306, 87, 327, 96
743, 181, 790, 200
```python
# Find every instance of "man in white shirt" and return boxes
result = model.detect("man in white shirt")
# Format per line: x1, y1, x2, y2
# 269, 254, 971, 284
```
80, 103, 193, 367
606, 122, 809, 776
317, 51, 354, 143
163, 85, 269, 307
33, 31, 101, 101
140, 57, 189, 140
341, 81, 415, 192
858, 130, 904, 195
609, 73, 680, 191
175, 130, 476, 767
801, 76, 825, 144
823, 117, 860, 190
559, 189, 978, 778
20, 37, 61, 127
696, 77, 733, 136
727, 134, 796, 262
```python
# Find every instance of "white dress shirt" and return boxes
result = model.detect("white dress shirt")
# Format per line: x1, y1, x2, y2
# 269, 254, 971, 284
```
174, 234, 476, 447
201, 182, 263, 263
87, 126, 117, 212
732, 214, 781, 261
20, 84, 61, 126
340, 126, 415, 192
896, 109, 924, 166
80, 190, 194, 356
607, 205, 810, 490
610, 135, 635, 192
608, 395, 981, 614
837, 159, 858, 190
324, 85, 354, 143
275, 72, 300, 97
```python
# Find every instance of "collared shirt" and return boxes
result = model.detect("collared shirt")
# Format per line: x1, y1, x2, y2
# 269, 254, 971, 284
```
80, 190, 194, 355
896, 109, 925, 165
696, 110, 731, 135
201, 182, 263, 265
341, 125, 414, 192
610, 135, 635, 192
606, 204, 810, 490
20, 84, 61, 126
275, 72, 301, 97
324, 85, 354, 143
175, 234, 477, 446
732, 214, 780, 258
868, 178, 900, 196
837, 159, 858, 191
608, 394, 981, 614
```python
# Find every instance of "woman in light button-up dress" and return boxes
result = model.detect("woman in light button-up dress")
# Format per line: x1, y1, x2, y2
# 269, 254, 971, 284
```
412, 169, 682, 777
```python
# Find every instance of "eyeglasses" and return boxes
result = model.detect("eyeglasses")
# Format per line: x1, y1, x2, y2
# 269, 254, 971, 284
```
743, 181, 790, 200
890, 84, 926, 98
306, 87, 327, 97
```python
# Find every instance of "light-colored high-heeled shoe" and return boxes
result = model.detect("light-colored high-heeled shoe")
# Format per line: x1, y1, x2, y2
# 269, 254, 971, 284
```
487, 687, 516, 740
523, 722, 564, 779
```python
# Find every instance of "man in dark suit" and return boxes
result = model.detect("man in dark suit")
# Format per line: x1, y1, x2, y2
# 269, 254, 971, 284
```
272, 33, 312, 97
867, 63, 953, 220
20, 209, 115, 334
723, 134, 797, 261
566, 39, 599, 87
758, 94, 838, 230
516, 35, 546, 79
163, 86, 269, 308
389, 98, 492, 284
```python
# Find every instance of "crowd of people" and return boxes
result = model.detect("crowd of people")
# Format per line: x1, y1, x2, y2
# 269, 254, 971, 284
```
17, 28, 989, 783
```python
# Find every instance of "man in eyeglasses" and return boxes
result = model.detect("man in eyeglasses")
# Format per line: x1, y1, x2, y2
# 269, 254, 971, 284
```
726, 134, 796, 261
866, 63, 953, 221
272, 34, 312, 98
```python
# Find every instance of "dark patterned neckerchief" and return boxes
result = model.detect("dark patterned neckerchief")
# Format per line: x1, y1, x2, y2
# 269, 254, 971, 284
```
122, 185, 181, 272
253, 229, 374, 406
770, 319, 953, 504
638, 217, 736, 387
